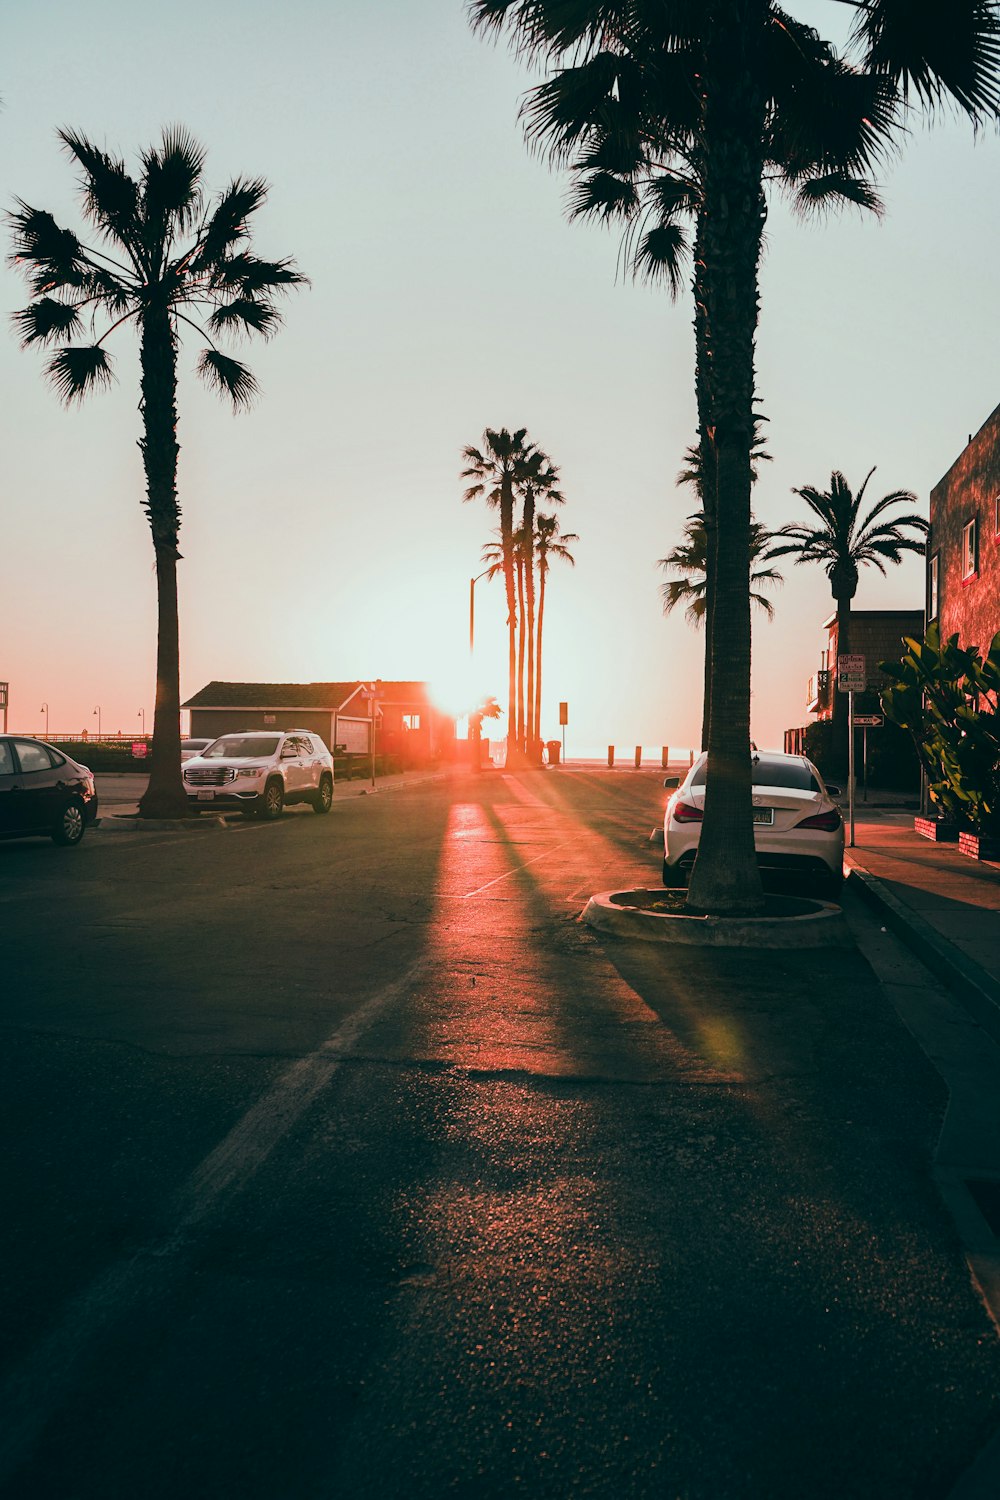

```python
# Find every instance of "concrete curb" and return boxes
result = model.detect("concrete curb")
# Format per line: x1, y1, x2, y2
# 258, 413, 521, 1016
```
845, 864, 1000, 1047
96, 813, 229, 831
581, 889, 853, 949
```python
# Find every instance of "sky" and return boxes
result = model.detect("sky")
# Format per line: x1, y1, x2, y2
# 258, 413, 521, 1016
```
3, 0, 999, 755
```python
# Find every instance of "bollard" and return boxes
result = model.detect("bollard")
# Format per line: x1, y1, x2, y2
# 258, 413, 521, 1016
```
634, 745, 642, 768
607, 745, 615, 768
661, 746, 669, 769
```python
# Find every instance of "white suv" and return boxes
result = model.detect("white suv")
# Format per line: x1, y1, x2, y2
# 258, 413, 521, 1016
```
183, 730, 334, 818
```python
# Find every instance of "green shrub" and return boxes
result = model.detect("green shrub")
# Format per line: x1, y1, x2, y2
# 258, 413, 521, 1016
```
881, 623, 1000, 833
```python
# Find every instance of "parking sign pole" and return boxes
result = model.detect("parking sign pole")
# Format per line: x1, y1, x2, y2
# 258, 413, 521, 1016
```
848, 691, 856, 848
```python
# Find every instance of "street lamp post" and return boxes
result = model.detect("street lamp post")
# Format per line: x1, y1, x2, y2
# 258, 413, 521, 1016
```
93, 705, 101, 739
138, 708, 145, 736
469, 568, 491, 655
40, 702, 49, 739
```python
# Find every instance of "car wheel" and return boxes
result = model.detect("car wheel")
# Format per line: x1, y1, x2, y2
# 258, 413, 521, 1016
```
261, 780, 285, 820
52, 799, 86, 846
662, 856, 685, 888
313, 775, 333, 814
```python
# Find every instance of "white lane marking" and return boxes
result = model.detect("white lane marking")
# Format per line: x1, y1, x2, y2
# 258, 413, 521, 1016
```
0, 960, 424, 1481
461, 837, 576, 898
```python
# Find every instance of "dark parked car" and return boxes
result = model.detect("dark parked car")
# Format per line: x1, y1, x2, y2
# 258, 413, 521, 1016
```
0, 736, 99, 846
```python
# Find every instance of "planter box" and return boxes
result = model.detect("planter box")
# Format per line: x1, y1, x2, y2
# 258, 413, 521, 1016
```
914, 816, 958, 842
958, 831, 1000, 862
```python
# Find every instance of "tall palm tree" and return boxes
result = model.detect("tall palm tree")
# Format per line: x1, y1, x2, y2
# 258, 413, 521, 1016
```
462, 427, 537, 755
10, 128, 305, 818
518, 450, 563, 757
471, 0, 1000, 915
534, 513, 578, 747
767, 467, 927, 761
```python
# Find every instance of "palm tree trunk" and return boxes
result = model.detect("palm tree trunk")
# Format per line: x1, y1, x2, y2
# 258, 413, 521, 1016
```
832, 594, 852, 776
516, 546, 526, 755
137, 305, 188, 819
524, 494, 537, 759
685, 4, 767, 916
693, 212, 716, 754
500, 474, 518, 763
535, 562, 547, 753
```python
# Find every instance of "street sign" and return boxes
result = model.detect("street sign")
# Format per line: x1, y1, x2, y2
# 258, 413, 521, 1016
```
559, 701, 568, 726
837, 654, 867, 692
131, 741, 148, 758
853, 713, 883, 728
0, 682, 7, 708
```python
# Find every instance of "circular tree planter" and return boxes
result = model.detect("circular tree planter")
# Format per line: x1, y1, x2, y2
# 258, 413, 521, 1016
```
582, 888, 853, 950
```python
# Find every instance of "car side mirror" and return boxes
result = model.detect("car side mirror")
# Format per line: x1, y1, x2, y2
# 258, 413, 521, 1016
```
663, 776, 680, 789
825, 784, 842, 797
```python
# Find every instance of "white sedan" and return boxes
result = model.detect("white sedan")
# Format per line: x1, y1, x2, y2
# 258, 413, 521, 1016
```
662, 751, 844, 899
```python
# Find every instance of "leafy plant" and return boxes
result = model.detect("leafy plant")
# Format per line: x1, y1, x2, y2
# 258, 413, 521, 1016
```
881, 623, 1000, 834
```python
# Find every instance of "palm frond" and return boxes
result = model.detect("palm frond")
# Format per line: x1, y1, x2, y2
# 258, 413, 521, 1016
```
141, 126, 205, 234
852, 0, 1000, 123
567, 169, 640, 222
12, 297, 84, 346
46, 345, 114, 404
9, 203, 89, 293
207, 298, 281, 339
794, 172, 885, 218
212, 252, 306, 295
56, 131, 141, 255
195, 178, 269, 267
632, 219, 687, 294
197, 348, 258, 407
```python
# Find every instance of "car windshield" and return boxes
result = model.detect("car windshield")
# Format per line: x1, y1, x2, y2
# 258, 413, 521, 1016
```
691, 755, 820, 792
202, 735, 279, 759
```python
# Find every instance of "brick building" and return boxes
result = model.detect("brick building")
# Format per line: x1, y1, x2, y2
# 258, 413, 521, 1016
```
928, 402, 1000, 649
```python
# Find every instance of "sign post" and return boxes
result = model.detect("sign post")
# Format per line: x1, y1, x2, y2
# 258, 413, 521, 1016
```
559, 701, 568, 764
0, 681, 7, 734
837, 655, 867, 849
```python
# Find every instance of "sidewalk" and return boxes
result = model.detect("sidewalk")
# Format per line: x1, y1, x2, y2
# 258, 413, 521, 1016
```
845, 810, 1000, 1044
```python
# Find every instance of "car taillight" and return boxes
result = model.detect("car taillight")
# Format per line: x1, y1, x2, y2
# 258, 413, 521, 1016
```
672, 800, 703, 824
795, 808, 842, 831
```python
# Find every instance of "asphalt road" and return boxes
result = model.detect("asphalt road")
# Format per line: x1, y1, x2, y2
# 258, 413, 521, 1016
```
2, 768, 999, 1498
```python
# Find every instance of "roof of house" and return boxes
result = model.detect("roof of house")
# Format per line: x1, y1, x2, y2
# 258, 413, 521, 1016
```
182, 680, 438, 711
182, 682, 361, 710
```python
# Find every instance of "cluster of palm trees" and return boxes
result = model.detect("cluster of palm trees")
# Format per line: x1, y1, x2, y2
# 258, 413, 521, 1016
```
461, 428, 577, 762
473, 0, 1000, 915
659, 438, 927, 754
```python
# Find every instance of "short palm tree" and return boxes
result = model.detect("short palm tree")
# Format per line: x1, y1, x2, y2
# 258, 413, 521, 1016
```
768, 468, 928, 659
10, 128, 305, 817
660, 517, 780, 625
768, 468, 927, 764
534, 513, 577, 746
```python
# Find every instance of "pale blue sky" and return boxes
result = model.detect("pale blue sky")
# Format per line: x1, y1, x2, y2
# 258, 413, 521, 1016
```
3, 1, 998, 752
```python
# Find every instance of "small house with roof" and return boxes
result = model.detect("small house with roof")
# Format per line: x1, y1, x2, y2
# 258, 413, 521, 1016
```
181, 680, 455, 766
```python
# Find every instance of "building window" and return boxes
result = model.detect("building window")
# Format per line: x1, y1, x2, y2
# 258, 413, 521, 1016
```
402, 714, 421, 731
928, 552, 939, 620
962, 518, 978, 581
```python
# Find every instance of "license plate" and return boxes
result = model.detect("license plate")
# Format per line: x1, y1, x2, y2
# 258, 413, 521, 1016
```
752, 807, 773, 825
196, 789, 215, 800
